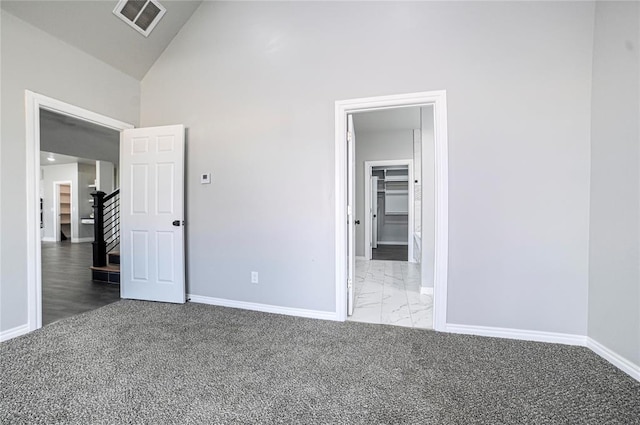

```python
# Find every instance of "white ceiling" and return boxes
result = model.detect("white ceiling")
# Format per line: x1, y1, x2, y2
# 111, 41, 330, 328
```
352, 107, 422, 133
1, 0, 202, 79
40, 109, 121, 165
40, 151, 95, 166
41, 108, 119, 139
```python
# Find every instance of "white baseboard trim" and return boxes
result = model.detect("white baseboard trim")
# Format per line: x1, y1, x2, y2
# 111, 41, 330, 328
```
71, 237, 93, 243
0, 323, 31, 342
587, 337, 640, 382
420, 286, 433, 296
444, 323, 587, 346
444, 324, 639, 382
42, 237, 56, 242
187, 294, 339, 322
376, 241, 408, 246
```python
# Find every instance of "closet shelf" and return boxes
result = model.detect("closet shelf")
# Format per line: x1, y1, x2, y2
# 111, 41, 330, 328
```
373, 165, 410, 215
384, 175, 408, 182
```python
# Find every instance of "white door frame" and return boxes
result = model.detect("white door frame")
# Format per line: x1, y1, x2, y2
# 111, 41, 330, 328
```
371, 176, 378, 250
335, 90, 449, 330
25, 90, 134, 331
53, 181, 73, 242
363, 160, 414, 262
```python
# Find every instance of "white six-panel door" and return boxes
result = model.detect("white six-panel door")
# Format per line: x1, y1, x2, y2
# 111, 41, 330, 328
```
120, 125, 185, 303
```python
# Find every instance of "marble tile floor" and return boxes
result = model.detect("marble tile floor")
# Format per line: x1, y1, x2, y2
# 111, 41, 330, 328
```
348, 258, 433, 329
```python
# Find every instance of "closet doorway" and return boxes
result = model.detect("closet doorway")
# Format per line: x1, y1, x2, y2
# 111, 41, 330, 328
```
364, 160, 414, 262
53, 181, 72, 242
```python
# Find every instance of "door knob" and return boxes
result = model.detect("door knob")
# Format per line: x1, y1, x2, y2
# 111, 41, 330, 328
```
172, 220, 181, 226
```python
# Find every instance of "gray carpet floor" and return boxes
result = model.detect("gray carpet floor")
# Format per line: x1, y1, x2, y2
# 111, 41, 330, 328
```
1, 300, 639, 424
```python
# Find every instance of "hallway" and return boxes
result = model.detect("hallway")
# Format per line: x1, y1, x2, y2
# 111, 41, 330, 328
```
348, 259, 433, 329
41, 242, 120, 325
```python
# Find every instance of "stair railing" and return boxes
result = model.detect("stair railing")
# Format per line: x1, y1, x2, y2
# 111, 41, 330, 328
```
91, 189, 120, 267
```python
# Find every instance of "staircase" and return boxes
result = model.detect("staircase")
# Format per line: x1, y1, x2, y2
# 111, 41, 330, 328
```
90, 189, 120, 284
91, 251, 120, 283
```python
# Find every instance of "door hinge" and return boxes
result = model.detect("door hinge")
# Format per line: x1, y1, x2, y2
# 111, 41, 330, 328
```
347, 278, 353, 289
347, 131, 353, 143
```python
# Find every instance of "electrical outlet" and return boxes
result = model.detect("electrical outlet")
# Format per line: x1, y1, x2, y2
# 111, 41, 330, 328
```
251, 271, 259, 284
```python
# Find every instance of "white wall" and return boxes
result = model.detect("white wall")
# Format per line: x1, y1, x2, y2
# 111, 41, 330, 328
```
96, 161, 115, 193
77, 163, 96, 240
420, 106, 435, 287
588, 2, 640, 367
0, 11, 139, 333
354, 130, 414, 256
141, 1, 594, 333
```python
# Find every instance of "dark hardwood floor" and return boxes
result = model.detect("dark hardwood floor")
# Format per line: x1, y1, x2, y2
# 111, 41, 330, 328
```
372, 244, 408, 261
42, 241, 120, 326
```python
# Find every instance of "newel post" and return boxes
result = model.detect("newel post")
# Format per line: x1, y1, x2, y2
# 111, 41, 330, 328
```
91, 191, 107, 267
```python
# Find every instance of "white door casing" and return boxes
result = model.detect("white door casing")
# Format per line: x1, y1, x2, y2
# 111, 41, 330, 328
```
334, 90, 448, 329
120, 125, 186, 303
347, 114, 356, 316
25, 91, 134, 332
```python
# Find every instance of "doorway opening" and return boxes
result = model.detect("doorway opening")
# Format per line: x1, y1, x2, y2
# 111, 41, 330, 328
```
334, 91, 449, 330
40, 123, 120, 325
349, 108, 427, 328
25, 91, 133, 331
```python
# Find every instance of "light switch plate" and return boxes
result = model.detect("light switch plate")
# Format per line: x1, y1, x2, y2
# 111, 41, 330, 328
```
201, 173, 211, 184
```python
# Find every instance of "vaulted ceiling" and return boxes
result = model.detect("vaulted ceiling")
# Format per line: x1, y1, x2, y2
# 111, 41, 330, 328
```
1, 0, 202, 80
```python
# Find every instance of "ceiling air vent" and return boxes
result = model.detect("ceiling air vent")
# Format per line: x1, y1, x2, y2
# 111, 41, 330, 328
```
113, 0, 166, 37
